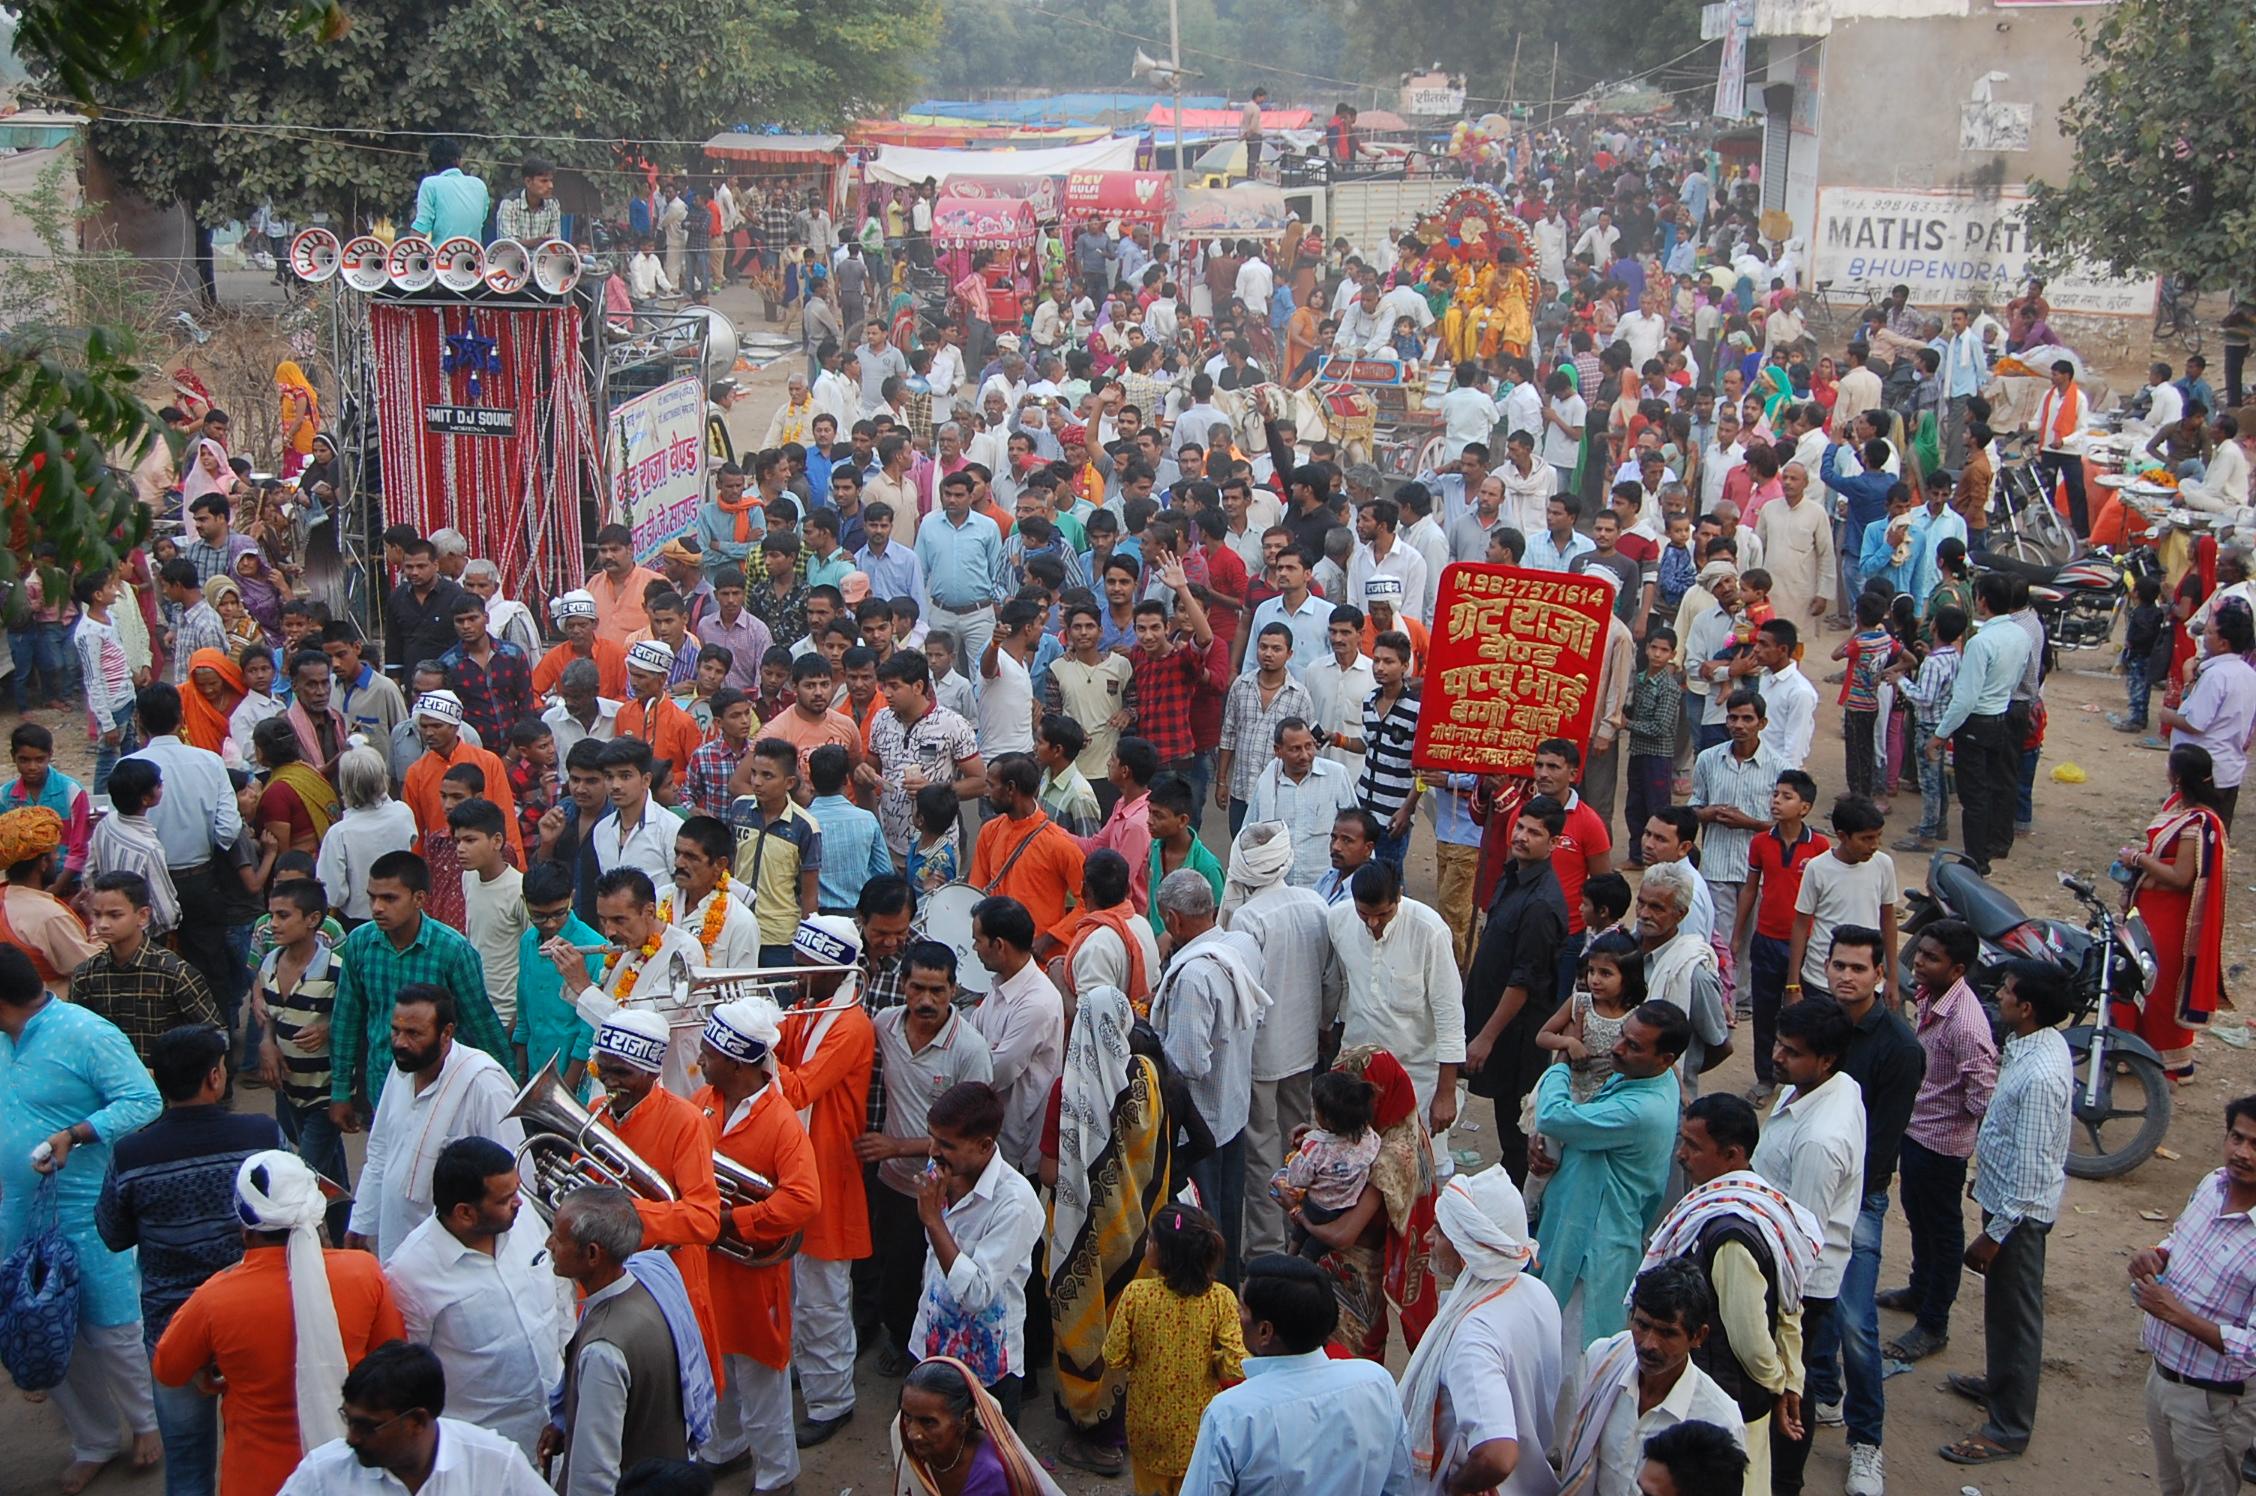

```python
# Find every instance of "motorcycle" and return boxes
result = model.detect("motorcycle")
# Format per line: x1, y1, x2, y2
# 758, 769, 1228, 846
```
1898, 853, 2169, 1179
1978, 543, 2155, 656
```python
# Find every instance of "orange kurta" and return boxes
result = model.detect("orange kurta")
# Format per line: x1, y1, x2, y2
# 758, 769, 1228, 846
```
970, 812, 1083, 934
401, 737, 526, 865
773, 1002, 875, 1261
151, 1246, 405, 1496
618, 692, 706, 778
694, 1081, 822, 1369
533, 637, 630, 699
587, 565, 665, 644
609, 1084, 724, 1382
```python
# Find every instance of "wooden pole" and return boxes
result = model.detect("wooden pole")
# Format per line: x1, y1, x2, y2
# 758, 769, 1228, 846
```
1506, 34, 1523, 107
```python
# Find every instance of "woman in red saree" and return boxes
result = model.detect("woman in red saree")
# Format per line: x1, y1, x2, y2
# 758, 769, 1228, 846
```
1295, 1045, 1440, 1359
2117, 743, 2231, 1076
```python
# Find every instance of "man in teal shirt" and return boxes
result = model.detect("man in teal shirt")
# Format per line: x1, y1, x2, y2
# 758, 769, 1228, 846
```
513, 861, 602, 1097
411, 137, 491, 244
1531, 999, 1687, 1344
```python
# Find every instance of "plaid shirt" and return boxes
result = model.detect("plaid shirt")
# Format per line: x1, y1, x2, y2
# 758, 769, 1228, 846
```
1217, 673, 1314, 802
686, 736, 749, 820
506, 756, 556, 850
761, 202, 794, 250
438, 639, 539, 747
330, 915, 514, 1106
495, 191, 561, 245
170, 600, 230, 684
1971, 1025, 2071, 1242
2145, 1167, 2256, 1381
1128, 640, 1207, 763
1906, 977, 1998, 1158
70, 942, 220, 1065
862, 953, 910, 1131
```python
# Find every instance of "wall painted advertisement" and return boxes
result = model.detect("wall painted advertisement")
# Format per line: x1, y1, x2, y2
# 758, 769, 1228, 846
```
1813, 186, 2154, 316
606, 375, 706, 561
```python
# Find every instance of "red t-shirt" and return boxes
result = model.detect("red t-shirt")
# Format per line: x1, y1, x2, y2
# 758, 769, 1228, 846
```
1202, 542, 1249, 649
1507, 792, 1611, 933
1747, 825, 1833, 939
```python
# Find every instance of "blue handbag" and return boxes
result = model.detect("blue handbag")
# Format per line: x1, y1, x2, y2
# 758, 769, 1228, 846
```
0, 1175, 80, 1391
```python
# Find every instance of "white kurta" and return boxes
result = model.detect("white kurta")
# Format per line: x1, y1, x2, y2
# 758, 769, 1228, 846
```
1325, 897, 1466, 1112
1753, 494, 1834, 630
349, 1043, 523, 1262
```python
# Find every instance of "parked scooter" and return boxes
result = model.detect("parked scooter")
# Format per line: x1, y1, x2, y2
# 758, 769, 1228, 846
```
1898, 853, 2168, 1179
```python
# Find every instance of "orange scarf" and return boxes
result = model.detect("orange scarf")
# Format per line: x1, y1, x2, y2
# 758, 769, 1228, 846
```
182, 646, 246, 754
1062, 902, 1150, 1014
715, 490, 765, 544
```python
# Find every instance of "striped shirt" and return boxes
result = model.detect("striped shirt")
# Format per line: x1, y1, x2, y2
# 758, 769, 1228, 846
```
1355, 685, 1422, 821
1218, 674, 1316, 803
2144, 1168, 2256, 1381
256, 937, 340, 1110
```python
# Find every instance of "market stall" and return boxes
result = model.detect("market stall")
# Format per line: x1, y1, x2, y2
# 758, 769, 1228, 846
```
701, 131, 848, 212
940, 173, 1063, 225
1177, 184, 1290, 241
931, 195, 1040, 332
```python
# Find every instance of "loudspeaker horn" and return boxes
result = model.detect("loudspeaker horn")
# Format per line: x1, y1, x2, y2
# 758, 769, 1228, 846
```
484, 237, 531, 295
289, 227, 341, 283
434, 237, 485, 294
388, 235, 437, 293
530, 238, 582, 296
339, 236, 391, 293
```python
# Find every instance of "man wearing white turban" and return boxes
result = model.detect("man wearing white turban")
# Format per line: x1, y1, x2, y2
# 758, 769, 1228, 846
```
152, 1150, 407, 1496
1396, 1165, 1562, 1495
1222, 819, 1337, 1259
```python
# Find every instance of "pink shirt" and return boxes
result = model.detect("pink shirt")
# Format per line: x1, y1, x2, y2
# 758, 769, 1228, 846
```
1076, 791, 1153, 913
1905, 977, 1999, 1158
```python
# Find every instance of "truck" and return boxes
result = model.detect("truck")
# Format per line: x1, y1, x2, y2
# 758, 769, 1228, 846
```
1280, 177, 1456, 261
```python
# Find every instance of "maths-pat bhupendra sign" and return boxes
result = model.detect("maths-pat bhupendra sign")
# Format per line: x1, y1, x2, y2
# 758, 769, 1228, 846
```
1413, 564, 1612, 777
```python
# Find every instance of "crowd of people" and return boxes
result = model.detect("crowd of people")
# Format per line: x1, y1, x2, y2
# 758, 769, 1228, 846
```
4, 119, 2256, 1496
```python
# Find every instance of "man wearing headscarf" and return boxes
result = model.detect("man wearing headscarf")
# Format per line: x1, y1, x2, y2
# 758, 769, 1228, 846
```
1642, 1093, 1820, 1493
692, 996, 823, 1493
0, 803, 99, 993
1396, 1166, 1561, 1496
772, 915, 875, 1445
533, 590, 632, 700
1221, 820, 1337, 1259
584, 1008, 724, 1384
153, 1150, 405, 1496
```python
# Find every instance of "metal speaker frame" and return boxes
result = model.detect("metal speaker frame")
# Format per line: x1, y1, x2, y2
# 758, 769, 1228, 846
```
289, 227, 341, 283
484, 237, 532, 294
530, 237, 583, 296
339, 236, 391, 293
387, 234, 437, 292
433, 236, 485, 294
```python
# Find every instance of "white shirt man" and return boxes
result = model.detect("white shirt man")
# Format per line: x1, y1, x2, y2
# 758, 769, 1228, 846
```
1700, 435, 1747, 511
1326, 891, 1465, 1121
1378, 281, 1435, 334
1248, 757, 1357, 888
1533, 211, 1568, 290
543, 696, 623, 762
1303, 642, 1376, 783
1757, 661, 1820, 769
348, 1041, 522, 1262
1561, 1323, 1744, 1496
1499, 377, 1544, 447
1750, 1069, 1867, 1301
278, 1417, 553, 1496
386, 1195, 566, 1457
1150, 912, 1266, 1158
907, 1146, 1045, 1381
1236, 255, 1277, 322
1615, 305, 1668, 370
593, 790, 678, 885
964, 951, 1065, 1173
654, 878, 761, 967
1438, 381, 1500, 463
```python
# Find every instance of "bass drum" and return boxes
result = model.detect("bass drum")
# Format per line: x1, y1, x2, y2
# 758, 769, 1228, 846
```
919, 881, 992, 995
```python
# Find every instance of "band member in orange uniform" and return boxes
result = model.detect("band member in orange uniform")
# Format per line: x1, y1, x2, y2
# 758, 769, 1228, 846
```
694, 995, 823, 1492
772, 914, 876, 1445
588, 1008, 722, 1385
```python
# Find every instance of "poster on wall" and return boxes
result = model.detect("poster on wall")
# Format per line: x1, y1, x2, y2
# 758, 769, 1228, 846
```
606, 376, 706, 562
1812, 186, 2155, 317
1412, 565, 1613, 776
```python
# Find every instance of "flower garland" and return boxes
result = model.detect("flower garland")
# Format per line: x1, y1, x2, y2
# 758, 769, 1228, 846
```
610, 928, 668, 999
656, 872, 733, 957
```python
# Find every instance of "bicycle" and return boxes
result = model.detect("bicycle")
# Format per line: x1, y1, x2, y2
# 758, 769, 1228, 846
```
1808, 279, 1884, 342
2154, 275, 2203, 355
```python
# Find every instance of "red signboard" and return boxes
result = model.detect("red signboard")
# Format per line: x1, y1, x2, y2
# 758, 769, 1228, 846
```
1413, 564, 1614, 776
1062, 170, 1175, 227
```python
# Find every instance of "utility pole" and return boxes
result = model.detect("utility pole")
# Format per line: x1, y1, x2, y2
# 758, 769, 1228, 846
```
1169, 0, 1186, 190
1506, 34, 1523, 108
1548, 42, 1560, 125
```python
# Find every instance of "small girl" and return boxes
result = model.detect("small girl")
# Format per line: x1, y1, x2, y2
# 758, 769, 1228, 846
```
1526, 931, 1645, 1213
1102, 1204, 1247, 1496
907, 781, 961, 893
1272, 1070, 1382, 1261
1387, 314, 1423, 368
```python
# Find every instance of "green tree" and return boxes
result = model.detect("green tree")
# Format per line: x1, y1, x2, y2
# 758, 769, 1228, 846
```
50, 0, 937, 297
2022, 0, 2256, 289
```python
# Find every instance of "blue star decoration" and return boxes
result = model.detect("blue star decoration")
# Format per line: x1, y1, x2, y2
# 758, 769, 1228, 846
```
441, 327, 502, 400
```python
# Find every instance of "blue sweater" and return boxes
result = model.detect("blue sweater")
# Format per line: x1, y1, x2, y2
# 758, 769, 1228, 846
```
96, 1103, 284, 1339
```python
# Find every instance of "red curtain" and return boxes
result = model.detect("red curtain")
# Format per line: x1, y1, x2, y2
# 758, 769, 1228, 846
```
368, 301, 598, 606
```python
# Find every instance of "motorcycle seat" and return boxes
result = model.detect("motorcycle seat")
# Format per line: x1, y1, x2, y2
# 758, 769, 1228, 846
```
1932, 857, 2031, 942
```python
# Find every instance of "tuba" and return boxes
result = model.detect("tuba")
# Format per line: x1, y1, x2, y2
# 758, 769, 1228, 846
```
508, 1062, 680, 1222
711, 1152, 802, 1269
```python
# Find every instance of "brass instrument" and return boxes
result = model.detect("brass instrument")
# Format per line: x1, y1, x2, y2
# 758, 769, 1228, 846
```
651, 951, 861, 1031
711, 1151, 802, 1269
508, 1063, 680, 1221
